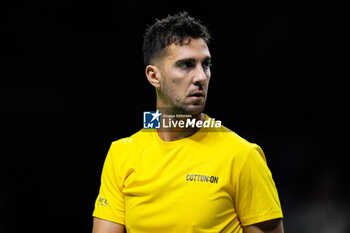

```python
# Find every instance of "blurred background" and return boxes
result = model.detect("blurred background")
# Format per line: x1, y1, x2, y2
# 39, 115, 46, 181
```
1, 0, 349, 232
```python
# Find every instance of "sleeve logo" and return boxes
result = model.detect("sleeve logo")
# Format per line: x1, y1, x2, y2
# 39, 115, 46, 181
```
97, 196, 108, 207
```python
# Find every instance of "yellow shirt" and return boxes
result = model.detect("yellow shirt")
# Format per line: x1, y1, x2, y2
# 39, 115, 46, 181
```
93, 116, 283, 233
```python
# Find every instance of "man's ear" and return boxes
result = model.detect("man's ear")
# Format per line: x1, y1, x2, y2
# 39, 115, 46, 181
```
145, 65, 161, 88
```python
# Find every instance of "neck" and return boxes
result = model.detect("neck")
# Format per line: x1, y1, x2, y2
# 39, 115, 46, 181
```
156, 107, 205, 142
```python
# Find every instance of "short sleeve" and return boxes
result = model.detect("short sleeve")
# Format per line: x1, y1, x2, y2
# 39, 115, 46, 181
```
93, 143, 125, 225
234, 145, 283, 226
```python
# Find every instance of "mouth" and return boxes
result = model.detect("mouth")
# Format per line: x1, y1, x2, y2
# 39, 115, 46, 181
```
189, 91, 204, 96
188, 91, 205, 100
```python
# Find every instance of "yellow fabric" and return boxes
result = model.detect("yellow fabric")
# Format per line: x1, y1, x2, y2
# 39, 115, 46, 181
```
93, 116, 283, 233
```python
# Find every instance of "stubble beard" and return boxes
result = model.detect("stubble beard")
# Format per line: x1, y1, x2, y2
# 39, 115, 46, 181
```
157, 87, 206, 117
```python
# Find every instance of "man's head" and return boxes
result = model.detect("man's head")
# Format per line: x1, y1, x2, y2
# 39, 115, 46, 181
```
143, 12, 212, 115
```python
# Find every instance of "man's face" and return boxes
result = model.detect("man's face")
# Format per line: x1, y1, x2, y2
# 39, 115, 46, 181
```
156, 38, 211, 115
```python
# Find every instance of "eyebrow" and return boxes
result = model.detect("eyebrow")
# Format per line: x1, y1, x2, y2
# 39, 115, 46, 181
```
174, 56, 212, 65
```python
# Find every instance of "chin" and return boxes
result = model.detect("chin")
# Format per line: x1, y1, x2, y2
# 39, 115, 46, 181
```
184, 104, 205, 116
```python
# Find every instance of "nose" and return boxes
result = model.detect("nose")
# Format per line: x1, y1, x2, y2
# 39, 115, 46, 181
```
193, 64, 208, 86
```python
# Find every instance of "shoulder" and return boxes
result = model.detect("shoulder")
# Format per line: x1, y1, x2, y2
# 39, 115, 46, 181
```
220, 126, 266, 162
109, 129, 154, 155
204, 119, 266, 161
210, 123, 256, 150
104, 129, 153, 172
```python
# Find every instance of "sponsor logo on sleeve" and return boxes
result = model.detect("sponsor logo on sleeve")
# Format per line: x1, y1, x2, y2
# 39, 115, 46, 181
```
97, 196, 108, 207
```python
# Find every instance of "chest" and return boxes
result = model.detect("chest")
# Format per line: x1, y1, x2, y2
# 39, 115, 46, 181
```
122, 145, 237, 232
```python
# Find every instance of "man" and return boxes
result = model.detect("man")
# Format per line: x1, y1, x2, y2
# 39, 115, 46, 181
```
92, 12, 284, 233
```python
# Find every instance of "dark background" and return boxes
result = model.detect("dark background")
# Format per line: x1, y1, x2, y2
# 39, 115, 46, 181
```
1, 0, 349, 232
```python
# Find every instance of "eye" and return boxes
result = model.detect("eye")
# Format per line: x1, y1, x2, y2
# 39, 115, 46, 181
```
202, 59, 212, 69
177, 60, 195, 69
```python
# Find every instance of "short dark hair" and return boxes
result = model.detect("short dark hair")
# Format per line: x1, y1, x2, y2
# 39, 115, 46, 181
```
142, 11, 211, 66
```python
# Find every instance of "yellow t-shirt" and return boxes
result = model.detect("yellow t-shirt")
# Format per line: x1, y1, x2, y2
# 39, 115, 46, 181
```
93, 116, 283, 233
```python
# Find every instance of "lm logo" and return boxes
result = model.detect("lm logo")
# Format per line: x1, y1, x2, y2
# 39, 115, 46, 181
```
143, 110, 161, 129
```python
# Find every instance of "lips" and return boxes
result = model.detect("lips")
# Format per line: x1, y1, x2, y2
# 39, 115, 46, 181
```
189, 91, 205, 98
188, 91, 205, 103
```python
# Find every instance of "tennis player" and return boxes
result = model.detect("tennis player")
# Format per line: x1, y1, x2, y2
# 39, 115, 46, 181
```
92, 12, 284, 233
